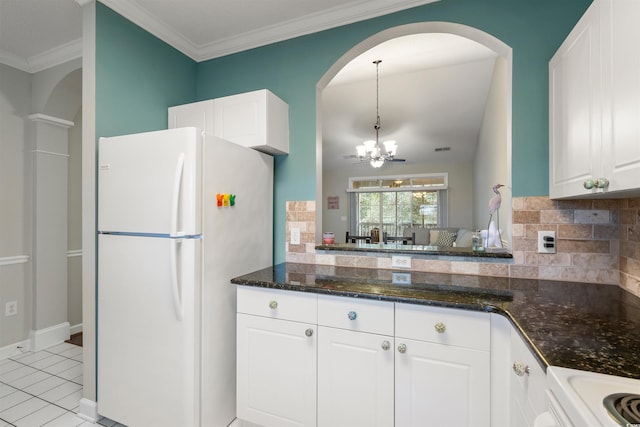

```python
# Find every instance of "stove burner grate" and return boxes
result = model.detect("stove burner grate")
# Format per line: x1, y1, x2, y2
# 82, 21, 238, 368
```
603, 393, 640, 426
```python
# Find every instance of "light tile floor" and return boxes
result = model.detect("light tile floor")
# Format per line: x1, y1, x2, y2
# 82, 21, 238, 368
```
0, 343, 123, 427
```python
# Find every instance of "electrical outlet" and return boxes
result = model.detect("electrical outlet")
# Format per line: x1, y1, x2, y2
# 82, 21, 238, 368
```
391, 255, 411, 269
5, 301, 17, 317
538, 231, 557, 254
290, 227, 301, 245
392, 272, 411, 285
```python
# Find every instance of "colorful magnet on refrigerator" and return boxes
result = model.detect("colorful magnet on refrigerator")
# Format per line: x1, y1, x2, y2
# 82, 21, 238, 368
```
230, 194, 236, 206
223, 194, 230, 206
216, 194, 223, 207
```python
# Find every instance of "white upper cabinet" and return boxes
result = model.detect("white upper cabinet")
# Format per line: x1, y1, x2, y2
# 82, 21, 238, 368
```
169, 89, 290, 155
550, 0, 640, 198
214, 89, 289, 155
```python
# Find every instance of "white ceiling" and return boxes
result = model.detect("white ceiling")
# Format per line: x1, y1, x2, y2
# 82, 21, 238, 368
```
0, 0, 437, 72
1, 0, 499, 172
322, 34, 498, 171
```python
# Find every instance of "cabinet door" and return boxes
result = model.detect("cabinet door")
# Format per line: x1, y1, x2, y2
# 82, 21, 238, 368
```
317, 327, 394, 427
549, 0, 603, 198
237, 314, 316, 427
395, 338, 490, 427
602, 0, 640, 191
168, 99, 215, 135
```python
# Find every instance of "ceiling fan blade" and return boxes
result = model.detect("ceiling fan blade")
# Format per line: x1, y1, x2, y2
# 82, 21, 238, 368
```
389, 158, 406, 162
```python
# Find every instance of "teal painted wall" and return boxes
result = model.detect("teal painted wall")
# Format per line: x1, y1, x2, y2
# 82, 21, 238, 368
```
96, 2, 197, 139
196, 0, 592, 263
96, 0, 592, 264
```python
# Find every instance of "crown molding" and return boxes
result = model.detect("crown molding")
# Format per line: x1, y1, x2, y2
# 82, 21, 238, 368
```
99, 0, 439, 62
0, 49, 30, 73
197, 0, 439, 61
0, 38, 82, 74
28, 39, 83, 73
99, 0, 200, 60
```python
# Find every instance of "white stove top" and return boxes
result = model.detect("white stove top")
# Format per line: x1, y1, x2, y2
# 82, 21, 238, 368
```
547, 366, 640, 427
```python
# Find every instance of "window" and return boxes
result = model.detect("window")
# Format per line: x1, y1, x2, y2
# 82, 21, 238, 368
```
348, 174, 448, 237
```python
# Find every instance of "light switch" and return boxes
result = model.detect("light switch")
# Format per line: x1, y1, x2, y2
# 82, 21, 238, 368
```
291, 227, 301, 245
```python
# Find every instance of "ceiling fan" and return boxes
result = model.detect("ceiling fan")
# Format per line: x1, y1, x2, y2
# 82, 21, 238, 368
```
346, 59, 406, 168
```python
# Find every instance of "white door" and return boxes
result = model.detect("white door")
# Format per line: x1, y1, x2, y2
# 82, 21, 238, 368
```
98, 234, 199, 427
317, 326, 394, 427
98, 127, 201, 236
237, 314, 316, 427
395, 338, 490, 427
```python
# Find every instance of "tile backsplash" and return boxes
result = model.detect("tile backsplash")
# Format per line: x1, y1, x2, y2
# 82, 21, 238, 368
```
285, 197, 640, 298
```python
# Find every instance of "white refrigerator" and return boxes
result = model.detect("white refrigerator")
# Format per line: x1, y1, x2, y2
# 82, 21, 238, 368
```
97, 127, 273, 427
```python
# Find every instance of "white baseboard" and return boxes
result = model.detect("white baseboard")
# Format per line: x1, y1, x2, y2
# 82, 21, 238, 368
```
29, 322, 70, 352
0, 339, 31, 361
70, 323, 83, 335
77, 398, 98, 423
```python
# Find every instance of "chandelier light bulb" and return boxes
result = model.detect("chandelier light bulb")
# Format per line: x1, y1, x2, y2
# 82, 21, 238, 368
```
363, 140, 376, 151
371, 159, 384, 168
356, 145, 367, 157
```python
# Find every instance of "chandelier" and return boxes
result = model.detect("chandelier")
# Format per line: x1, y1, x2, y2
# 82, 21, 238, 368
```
355, 60, 398, 168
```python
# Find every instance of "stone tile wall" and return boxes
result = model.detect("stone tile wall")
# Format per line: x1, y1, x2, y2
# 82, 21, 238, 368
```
284, 198, 640, 298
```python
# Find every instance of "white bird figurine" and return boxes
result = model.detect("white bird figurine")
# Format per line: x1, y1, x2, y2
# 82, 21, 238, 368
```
487, 184, 504, 247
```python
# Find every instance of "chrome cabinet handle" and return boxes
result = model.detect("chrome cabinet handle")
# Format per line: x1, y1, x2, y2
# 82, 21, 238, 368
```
434, 322, 446, 333
512, 361, 530, 376
595, 177, 609, 189
381, 340, 390, 351
305, 328, 314, 337
269, 300, 278, 309
347, 311, 357, 321
397, 343, 407, 353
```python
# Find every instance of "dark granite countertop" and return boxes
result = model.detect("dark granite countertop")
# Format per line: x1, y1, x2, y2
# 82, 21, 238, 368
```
231, 263, 640, 380
315, 242, 513, 259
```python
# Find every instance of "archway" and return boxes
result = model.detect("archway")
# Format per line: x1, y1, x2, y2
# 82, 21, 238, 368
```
315, 22, 512, 247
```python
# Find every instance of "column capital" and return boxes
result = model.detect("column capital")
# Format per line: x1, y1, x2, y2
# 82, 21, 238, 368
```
28, 113, 74, 129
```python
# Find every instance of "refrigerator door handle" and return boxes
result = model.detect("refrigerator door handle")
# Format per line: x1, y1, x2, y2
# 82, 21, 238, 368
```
169, 238, 184, 321
170, 153, 185, 237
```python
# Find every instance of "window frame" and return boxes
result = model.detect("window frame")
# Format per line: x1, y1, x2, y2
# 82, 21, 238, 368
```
347, 173, 449, 237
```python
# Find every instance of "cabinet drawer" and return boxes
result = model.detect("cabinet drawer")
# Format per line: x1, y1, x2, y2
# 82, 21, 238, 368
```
317, 295, 394, 336
395, 303, 490, 351
237, 286, 317, 324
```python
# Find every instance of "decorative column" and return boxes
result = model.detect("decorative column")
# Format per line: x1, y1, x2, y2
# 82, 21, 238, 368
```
28, 113, 74, 351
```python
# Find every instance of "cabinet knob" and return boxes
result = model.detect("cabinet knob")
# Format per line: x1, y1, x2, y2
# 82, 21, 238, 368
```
397, 343, 407, 353
269, 300, 278, 310
305, 328, 314, 337
595, 177, 609, 189
512, 361, 530, 376
347, 311, 357, 321
434, 322, 446, 333
583, 179, 595, 190
381, 340, 390, 351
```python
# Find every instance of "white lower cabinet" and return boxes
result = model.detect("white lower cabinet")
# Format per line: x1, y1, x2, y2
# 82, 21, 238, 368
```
236, 287, 533, 427
317, 326, 394, 427
236, 287, 317, 427
508, 330, 547, 427
395, 303, 491, 427
236, 314, 317, 427
395, 338, 491, 427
